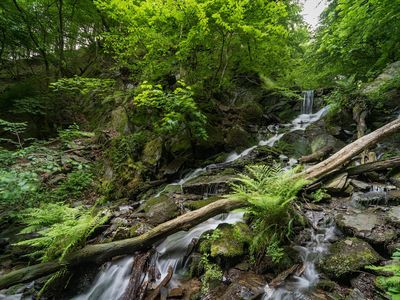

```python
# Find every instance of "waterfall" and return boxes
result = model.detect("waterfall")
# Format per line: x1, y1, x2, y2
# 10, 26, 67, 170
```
301, 90, 314, 115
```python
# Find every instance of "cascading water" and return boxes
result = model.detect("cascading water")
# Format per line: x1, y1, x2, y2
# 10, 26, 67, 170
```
71, 94, 331, 300
152, 212, 244, 287
72, 257, 134, 300
263, 211, 339, 300
301, 90, 314, 115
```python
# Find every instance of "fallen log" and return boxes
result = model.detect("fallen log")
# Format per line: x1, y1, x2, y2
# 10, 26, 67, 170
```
301, 117, 400, 180
345, 156, 400, 176
0, 198, 245, 290
146, 266, 173, 300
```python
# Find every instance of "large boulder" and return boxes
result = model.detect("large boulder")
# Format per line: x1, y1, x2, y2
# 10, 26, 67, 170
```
220, 270, 265, 300
110, 106, 130, 135
319, 238, 381, 279
224, 125, 253, 150
335, 210, 398, 245
141, 195, 179, 225
142, 138, 163, 166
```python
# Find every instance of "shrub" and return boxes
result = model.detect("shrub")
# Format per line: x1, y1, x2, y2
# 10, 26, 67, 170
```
228, 164, 308, 263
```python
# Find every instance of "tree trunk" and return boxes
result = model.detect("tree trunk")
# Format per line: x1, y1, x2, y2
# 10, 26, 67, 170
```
0, 199, 245, 290
301, 117, 400, 180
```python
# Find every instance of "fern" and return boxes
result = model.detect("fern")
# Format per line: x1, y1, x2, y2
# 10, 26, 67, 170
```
367, 249, 400, 297
16, 203, 109, 262
228, 164, 308, 263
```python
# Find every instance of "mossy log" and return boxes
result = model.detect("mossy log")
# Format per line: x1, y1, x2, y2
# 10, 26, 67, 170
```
301, 117, 400, 180
0, 199, 245, 290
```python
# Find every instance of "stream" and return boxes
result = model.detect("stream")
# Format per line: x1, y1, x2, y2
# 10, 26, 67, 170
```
1, 91, 335, 300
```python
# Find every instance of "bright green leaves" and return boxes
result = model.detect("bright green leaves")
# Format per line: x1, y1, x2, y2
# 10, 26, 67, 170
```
312, 0, 400, 83
95, 0, 304, 86
133, 81, 208, 141
16, 203, 109, 262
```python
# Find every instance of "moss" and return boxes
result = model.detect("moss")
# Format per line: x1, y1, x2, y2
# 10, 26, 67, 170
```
184, 196, 221, 210
142, 137, 163, 166
320, 238, 381, 279
141, 194, 170, 213
224, 125, 253, 149
239, 100, 264, 123
200, 223, 252, 258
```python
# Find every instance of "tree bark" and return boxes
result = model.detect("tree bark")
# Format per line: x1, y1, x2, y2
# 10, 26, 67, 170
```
0, 199, 245, 290
299, 145, 333, 163
345, 156, 400, 176
301, 117, 400, 180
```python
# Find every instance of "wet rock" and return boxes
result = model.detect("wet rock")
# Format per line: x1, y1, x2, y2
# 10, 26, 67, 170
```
142, 195, 179, 225
336, 210, 398, 245
350, 273, 378, 299
346, 288, 367, 300
351, 190, 400, 207
319, 238, 381, 279
278, 130, 311, 157
324, 173, 348, 193
168, 287, 184, 298
129, 222, 153, 237
349, 180, 371, 192
310, 133, 344, 153
221, 271, 265, 300
387, 206, 400, 225
182, 174, 237, 195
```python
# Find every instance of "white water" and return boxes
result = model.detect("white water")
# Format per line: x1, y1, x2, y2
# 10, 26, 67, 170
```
72, 257, 134, 300
263, 211, 338, 300
153, 212, 244, 287
71, 213, 243, 299
225, 105, 330, 164
302, 90, 314, 114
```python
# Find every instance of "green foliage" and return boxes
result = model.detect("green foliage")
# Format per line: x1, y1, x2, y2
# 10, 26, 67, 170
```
16, 203, 109, 262
95, 0, 307, 87
0, 118, 28, 148
311, 0, 400, 84
311, 189, 330, 203
50, 77, 115, 97
200, 253, 223, 294
368, 249, 400, 297
58, 124, 94, 144
228, 164, 308, 263
133, 81, 207, 141
0, 169, 40, 206
51, 170, 93, 201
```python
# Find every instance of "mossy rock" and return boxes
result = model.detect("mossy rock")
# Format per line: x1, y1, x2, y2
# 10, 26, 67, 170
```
141, 195, 179, 225
184, 196, 221, 210
110, 106, 130, 135
199, 222, 252, 258
142, 137, 163, 166
239, 100, 264, 123
224, 125, 252, 150
319, 238, 381, 279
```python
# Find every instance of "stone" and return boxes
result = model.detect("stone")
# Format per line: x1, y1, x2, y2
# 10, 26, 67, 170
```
221, 271, 265, 300
142, 195, 179, 225
110, 106, 130, 135
350, 273, 378, 300
142, 138, 163, 166
112, 226, 131, 241
336, 210, 398, 245
208, 223, 251, 258
387, 206, 400, 225
182, 173, 237, 195
349, 180, 371, 192
168, 287, 184, 297
363, 61, 400, 95
324, 173, 348, 193
319, 238, 381, 279
351, 190, 400, 207
224, 125, 252, 150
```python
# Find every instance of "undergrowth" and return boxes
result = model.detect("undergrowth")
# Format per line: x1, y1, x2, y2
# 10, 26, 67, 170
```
228, 164, 308, 264
368, 249, 400, 298
16, 203, 109, 262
